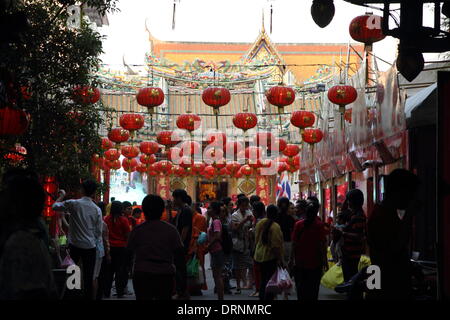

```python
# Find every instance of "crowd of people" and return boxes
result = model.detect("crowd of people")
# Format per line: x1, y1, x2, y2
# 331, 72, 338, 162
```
0, 168, 420, 301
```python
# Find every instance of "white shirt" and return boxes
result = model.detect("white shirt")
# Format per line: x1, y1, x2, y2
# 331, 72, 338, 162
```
52, 197, 102, 249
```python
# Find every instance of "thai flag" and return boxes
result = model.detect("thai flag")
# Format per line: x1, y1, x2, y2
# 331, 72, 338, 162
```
276, 172, 291, 200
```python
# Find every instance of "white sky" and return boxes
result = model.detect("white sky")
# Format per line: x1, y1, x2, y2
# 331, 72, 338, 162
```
99, 0, 440, 72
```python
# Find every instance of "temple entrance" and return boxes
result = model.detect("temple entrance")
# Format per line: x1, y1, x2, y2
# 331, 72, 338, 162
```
196, 181, 228, 202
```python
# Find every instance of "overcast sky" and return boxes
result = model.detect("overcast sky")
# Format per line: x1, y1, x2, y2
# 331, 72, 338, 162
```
99, 0, 440, 72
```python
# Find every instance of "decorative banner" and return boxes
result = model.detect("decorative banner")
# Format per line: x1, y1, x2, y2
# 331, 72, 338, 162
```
156, 175, 171, 200
256, 175, 270, 205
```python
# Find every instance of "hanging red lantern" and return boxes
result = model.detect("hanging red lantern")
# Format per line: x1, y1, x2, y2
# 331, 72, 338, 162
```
140, 154, 156, 165
108, 128, 130, 145
277, 161, 288, 174
268, 138, 287, 153
233, 112, 257, 132
104, 148, 121, 161
302, 128, 324, 145
101, 138, 114, 151
179, 156, 192, 168
202, 165, 217, 177
219, 167, 230, 177
4, 144, 27, 164
206, 131, 227, 148
287, 155, 300, 167
234, 170, 243, 179
202, 87, 231, 110
136, 162, 148, 174
139, 141, 159, 155
286, 164, 299, 173
120, 145, 139, 159
122, 158, 138, 172
283, 144, 300, 157
105, 159, 121, 170
226, 161, 241, 175
213, 158, 227, 169
225, 141, 243, 156
181, 141, 201, 157
248, 158, 263, 169
344, 109, 352, 123
176, 113, 201, 132
254, 132, 275, 147
192, 162, 206, 174
290, 110, 316, 133
265, 86, 295, 112
155, 160, 173, 174
136, 87, 164, 113
72, 86, 100, 104
240, 165, 253, 176
349, 14, 385, 45
157, 130, 180, 147
120, 113, 145, 136
20, 86, 32, 101
327, 85, 357, 113
171, 165, 186, 177
0, 106, 30, 136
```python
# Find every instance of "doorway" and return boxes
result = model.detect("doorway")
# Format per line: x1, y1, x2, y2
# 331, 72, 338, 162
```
196, 181, 228, 202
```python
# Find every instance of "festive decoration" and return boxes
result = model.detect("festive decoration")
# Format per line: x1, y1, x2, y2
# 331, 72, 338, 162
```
171, 165, 186, 177
176, 113, 201, 132
136, 162, 148, 174
105, 159, 121, 170
265, 86, 295, 112
268, 138, 287, 153
72, 86, 101, 104
139, 141, 159, 155
226, 161, 241, 176
302, 128, 324, 145
239, 164, 253, 176
119, 113, 145, 136
283, 144, 300, 157
213, 158, 227, 169
349, 14, 385, 45
202, 165, 217, 178
157, 130, 180, 147
155, 160, 173, 174
104, 148, 121, 161
192, 162, 206, 174
140, 153, 156, 165
0, 106, 30, 136
120, 145, 139, 159
202, 87, 231, 109
43, 176, 58, 218
291, 111, 316, 133
108, 128, 130, 145
233, 112, 258, 132
136, 87, 164, 113
206, 131, 227, 148
344, 108, 352, 123
327, 85, 357, 114
122, 158, 138, 172
101, 138, 114, 151
4, 144, 27, 164
168, 147, 182, 162
277, 161, 288, 173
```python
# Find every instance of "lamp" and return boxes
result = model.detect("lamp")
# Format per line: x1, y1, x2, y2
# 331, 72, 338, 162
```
311, 0, 335, 28
396, 46, 425, 82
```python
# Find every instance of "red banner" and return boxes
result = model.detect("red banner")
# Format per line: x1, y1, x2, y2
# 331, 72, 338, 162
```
256, 175, 270, 205
156, 175, 171, 200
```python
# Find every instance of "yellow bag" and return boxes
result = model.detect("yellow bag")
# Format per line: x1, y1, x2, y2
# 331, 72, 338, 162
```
358, 255, 371, 271
320, 264, 344, 289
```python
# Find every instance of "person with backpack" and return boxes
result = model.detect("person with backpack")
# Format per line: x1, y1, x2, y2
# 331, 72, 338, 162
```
289, 201, 328, 300
254, 204, 284, 301
207, 201, 225, 300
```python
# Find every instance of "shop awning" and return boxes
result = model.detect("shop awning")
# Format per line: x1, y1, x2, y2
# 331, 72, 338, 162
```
405, 83, 437, 128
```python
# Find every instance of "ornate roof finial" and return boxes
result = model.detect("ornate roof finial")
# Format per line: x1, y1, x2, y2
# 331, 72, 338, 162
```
261, 8, 265, 33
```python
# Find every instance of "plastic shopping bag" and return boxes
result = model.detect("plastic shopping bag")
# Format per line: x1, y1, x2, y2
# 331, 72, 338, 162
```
266, 267, 293, 294
320, 264, 344, 289
358, 255, 371, 271
187, 255, 200, 278
61, 251, 75, 269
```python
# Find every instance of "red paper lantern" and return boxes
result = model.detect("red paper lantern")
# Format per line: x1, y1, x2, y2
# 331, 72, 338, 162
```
240, 165, 253, 176
120, 113, 145, 133
283, 144, 300, 157
108, 128, 130, 145
327, 85, 357, 113
155, 160, 173, 174
139, 141, 159, 155
120, 145, 139, 159
302, 128, 324, 145
0, 106, 30, 136
4, 144, 27, 164
72, 86, 100, 104
291, 111, 316, 132
225, 141, 243, 156
287, 155, 300, 167
192, 162, 206, 174
219, 167, 230, 177
105, 159, 121, 170
277, 161, 288, 173
171, 165, 186, 177
122, 158, 138, 172
140, 154, 156, 165
286, 164, 299, 173
136, 162, 148, 173
248, 158, 263, 169
202, 165, 217, 177
254, 132, 274, 147
349, 14, 385, 45
233, 112, 257, 132
226, 161, 241, 175
136, 87, 164, 112
268, 138, 287, 153
206, 131, 227, 148
179, 156, 192, 168
157, 131, 180, 146
202, 87, 231, 110
176, 113, 201, 132
101, 138, 114, 151
213, 158, 227, 169
234, 170, 243, 179
104, 148, 121, 161
265, 86, 295, 110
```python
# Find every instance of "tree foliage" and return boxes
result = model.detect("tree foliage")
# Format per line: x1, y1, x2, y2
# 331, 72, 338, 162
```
0, 0, 118, 190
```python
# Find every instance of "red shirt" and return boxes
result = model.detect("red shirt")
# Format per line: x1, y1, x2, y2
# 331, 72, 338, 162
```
291, 217, 327, 269
104, 215, 131, 247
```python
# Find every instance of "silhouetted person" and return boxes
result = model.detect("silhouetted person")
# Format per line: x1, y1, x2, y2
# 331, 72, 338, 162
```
367, 169, 420, 300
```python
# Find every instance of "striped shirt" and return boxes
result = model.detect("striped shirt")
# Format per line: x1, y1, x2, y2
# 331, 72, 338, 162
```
342, 210, 367, 260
